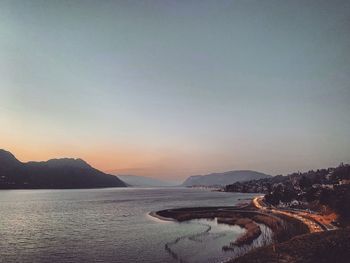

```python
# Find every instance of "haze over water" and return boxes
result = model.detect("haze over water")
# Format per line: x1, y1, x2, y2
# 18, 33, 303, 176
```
0, 188, 258, 263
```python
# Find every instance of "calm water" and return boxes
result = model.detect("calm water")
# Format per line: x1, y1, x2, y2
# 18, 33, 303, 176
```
0, 188, 258, 263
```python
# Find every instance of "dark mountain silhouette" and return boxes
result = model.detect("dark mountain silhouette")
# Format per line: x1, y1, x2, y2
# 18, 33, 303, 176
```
0, 149, 127, 189
182, 170, 271, 187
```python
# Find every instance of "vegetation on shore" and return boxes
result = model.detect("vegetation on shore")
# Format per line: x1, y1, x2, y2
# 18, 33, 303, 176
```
218, 217, 261, 246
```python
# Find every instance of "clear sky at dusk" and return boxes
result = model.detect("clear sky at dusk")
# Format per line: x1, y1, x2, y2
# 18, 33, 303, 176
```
1, 0, 350, 180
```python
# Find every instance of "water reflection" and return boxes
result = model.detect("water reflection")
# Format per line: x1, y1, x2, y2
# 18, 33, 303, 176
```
165, 218, 273, 263
166, 218, 245, 263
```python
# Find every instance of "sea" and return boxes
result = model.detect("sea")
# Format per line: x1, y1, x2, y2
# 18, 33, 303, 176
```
0, 187, 259, 263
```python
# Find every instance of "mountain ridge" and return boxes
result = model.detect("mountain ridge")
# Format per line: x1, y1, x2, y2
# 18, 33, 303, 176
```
0, 149, 126, 189
182, 170, 271, 187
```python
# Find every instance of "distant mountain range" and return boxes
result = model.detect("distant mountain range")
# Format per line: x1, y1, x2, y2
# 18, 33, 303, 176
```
115, 174, 177, 187
0, 149, 127, 189
182, 170, 271, 187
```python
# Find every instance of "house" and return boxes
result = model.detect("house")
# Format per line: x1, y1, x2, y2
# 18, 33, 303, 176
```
339, 179, 350, 185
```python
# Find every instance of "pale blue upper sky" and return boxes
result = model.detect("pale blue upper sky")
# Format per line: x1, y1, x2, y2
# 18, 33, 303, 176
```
1, 0, 349, 179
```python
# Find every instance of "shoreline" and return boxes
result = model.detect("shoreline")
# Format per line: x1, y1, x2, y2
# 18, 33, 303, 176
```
148, 211, 177, 222
150, 196, 311, 260
149, 194, 350, 263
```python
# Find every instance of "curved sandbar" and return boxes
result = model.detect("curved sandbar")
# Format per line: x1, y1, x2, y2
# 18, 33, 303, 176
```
150, 203, 310, 249
148, 211, 176, 222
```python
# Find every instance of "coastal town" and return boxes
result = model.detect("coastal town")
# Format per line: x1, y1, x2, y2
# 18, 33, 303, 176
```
225, 164, 350, 228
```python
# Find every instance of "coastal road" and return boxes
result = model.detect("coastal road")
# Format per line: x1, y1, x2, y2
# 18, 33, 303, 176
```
252, 197, 336, 233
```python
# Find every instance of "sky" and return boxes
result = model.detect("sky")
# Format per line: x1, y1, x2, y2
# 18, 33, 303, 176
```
1, 0, 350, 181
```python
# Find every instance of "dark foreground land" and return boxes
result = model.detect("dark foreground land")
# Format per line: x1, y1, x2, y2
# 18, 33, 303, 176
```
232, 228, 350, 263
152, 201, 350, 263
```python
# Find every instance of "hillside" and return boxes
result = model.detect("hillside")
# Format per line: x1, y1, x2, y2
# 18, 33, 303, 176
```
225, 164, 350, 226
182, 170, 271, 187
232, 228, 350, 263
0, 149, 127, 189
